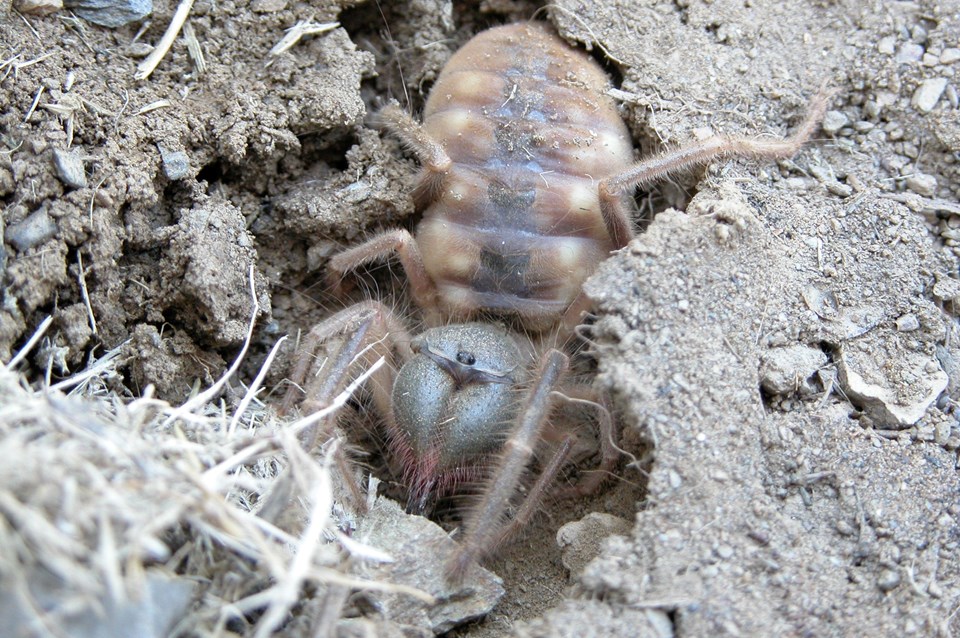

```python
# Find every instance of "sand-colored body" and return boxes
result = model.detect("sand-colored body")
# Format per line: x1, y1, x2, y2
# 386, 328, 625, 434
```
307, 22, 830, 579
415, 23, 633, 322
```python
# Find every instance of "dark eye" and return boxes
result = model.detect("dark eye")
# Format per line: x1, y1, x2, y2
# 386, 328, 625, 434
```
456, 350, 476, 366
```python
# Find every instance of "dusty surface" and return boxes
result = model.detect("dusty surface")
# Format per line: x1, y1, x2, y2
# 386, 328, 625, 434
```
2, 0, 960, 636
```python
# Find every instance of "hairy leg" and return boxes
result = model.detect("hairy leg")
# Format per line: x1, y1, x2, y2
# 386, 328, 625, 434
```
551, 384, 619, 498
446, 349, 569, 582
282, 300, 413, 432
280, 301, 413, 512
378, 102, 452, 211
598, 86, 834, 249
326, 230, 441, 325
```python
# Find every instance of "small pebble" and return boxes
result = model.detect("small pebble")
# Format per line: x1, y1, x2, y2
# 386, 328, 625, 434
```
807, 164, 832, 182
158, 144, 190, 180
863, 100, 881, 119
826, 181, 853, 197
905, 172, 937, 197
668, 469, 682, 489
877, 568, 901, 592
52, 148, 87, 189
941, 48, 960, 64
125, 42, 154, 58
821, 110, 850, 134
340, 180, 371, 203
912, 78, 948, 113
896, 42, 924, 63
877, 36, 896, 55
946, 85, 959, 109
881, 155, 907, 173
4, 208, 58, 251
935, 422, 951, 446
922, 53, 940, 67
865, 129, 887, 145
895, 314, 920, 332
13, 0, 62, 15
784, 177, 815, 191
62, 0, 152, 27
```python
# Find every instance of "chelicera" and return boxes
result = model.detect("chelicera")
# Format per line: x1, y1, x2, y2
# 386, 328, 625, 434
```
285, 22, 830, 579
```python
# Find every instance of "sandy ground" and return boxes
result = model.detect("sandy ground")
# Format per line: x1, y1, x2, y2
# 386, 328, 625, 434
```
2, 0, 960, 636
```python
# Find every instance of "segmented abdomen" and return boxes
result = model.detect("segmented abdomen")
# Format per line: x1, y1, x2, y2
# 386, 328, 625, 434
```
415, 23, 633, 322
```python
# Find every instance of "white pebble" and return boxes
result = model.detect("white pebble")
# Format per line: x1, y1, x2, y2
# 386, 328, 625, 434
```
905, 172, 937, 197
822, 110, 850, 134
877, 36, 896, 55
896, 42, 924, 63
941, 48, 960, 64
911, 78, 947, 113
895, 314, 920, 332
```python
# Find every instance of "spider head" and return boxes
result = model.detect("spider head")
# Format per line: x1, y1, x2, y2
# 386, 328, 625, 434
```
391, 322, 527, 514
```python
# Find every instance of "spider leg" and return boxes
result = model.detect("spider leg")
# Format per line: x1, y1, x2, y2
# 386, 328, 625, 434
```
326, 104, 453, 322
489, 432, 576, 551
378, 102, 452, 176
281, 301, 415, 508
282, 300, 413, 418
551, 384, 619, 499
598, 85, 834, 249
326, 230, 442, 325
446, 348, 569, 582
378, 102, 453, 211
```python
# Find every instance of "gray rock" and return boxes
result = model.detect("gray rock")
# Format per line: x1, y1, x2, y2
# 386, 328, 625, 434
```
557, 512, 633, 577
821, 110, 850, 135
158, 144, 190, 180
63, 0, 151, 27
907, 173, 937, 197
936, 343, 960, 402
837, 342, 947, 427
877, 36, 896, 55
877, 568, 901, 592
353, 497, 504, 633
759, 345, 828, 396
0, 567, 195, 638
896, 42, 924, 63
941, 48, 960, 64
52, 148, 87, 188
905, 172, 937, 197
911, 78, 947, 113
5, 207, 58, 251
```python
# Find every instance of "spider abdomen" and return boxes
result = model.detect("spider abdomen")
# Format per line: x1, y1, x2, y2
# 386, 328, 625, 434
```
414, 23, 634, 323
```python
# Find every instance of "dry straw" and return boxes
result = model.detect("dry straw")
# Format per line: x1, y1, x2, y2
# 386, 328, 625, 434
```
0, 271, 422, 637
